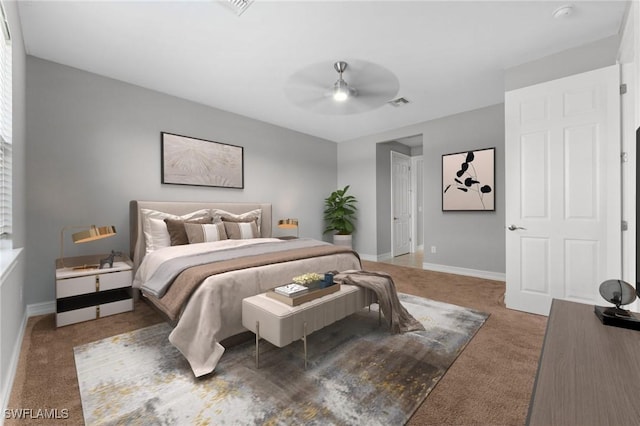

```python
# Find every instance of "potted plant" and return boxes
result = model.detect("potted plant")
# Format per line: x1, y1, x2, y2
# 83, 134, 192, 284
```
323, 185, 358, 248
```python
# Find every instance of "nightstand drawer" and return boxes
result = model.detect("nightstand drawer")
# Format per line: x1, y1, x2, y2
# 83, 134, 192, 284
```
57, 270, 131, 298
56, 275, 95, 298
100, 299, 133, 317
56, 306, 96, 327
99, 270, 132, 291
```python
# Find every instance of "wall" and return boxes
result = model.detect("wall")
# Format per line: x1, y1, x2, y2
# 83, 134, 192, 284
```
338, 104, 505, 276
25, 57, 338, 305
422, 105, 505, 275
336, 139, 377, 258
618, 0, 639, 311
504, 35, 620, 91
375, 141, 411, 257
1, 0, 27, 417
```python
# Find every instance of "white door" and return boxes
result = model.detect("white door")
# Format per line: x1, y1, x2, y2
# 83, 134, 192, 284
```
505, 65, 621, 316
392, 151, 411, 256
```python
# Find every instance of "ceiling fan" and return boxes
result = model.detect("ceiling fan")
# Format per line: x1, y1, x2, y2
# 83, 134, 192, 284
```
284, 59, 400, 115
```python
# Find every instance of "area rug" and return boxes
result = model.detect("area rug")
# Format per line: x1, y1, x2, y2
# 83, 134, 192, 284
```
74, 293, 488, 425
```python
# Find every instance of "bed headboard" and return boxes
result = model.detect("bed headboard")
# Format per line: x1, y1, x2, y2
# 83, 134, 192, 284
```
130, 200, 272, 271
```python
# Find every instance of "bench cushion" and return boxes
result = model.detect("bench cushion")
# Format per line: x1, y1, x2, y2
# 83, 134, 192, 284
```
242, 284, 374, 347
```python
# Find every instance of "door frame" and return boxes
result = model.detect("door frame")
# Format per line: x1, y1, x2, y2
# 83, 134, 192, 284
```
411, 155, 424, 253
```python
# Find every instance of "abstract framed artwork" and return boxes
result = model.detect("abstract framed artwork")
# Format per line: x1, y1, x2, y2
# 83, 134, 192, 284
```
442, 147, 495, 211
161, 132, 244, 189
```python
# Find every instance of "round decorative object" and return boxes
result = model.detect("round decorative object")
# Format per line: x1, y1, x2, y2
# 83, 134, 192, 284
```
599, 279, 636, 308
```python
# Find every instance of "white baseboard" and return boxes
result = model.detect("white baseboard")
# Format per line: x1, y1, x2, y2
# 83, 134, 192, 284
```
26, 301, 55, 317
358, 253, 378, 262
1, 310, 27, 426
422, 262, 506, 282
377, 252, 392, 261
359, 253, 393, 262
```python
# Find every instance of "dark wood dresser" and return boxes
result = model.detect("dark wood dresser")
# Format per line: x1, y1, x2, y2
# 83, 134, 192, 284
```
527, 299, 640, 425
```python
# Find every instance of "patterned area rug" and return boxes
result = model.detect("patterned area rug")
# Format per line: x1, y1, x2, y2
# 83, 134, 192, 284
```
74, 293, 488, 425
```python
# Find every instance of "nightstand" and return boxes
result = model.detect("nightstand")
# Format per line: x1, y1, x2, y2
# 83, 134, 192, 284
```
55, 254, 134, 327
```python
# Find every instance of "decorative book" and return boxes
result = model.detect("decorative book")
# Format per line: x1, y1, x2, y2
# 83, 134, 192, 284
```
266, 284, 341, 306
274, 283, 308, 297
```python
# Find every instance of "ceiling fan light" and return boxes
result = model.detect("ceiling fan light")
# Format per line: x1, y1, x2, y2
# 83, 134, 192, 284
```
333, 78, 350, 102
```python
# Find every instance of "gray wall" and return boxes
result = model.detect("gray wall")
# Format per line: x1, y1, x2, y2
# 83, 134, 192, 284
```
375, 141, 411, 256
338, 104, 505, 274
505, 35, 620, 91
422, 105, 505, 272
25, 57, 338, 305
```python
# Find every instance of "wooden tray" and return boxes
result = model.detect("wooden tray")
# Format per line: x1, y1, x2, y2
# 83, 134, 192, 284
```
266, 284, 340, 306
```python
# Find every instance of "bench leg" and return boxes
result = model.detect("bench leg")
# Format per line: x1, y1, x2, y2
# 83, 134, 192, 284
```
303, 321, 307, 369
255, 321, 260, 369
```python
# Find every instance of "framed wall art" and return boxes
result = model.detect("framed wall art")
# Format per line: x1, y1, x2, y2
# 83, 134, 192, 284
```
161, 132, 244, 189
442, 147, 495, 211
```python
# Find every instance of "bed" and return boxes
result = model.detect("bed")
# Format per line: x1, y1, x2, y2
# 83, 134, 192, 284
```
129, 200, 364, 376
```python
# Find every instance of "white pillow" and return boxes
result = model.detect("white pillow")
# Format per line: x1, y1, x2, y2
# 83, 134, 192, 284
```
211, 208, 262, 234
140, 208, 210, 254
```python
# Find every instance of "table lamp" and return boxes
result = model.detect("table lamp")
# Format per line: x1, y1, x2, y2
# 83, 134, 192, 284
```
278, 218, 299, 238
59, 225, 117, 269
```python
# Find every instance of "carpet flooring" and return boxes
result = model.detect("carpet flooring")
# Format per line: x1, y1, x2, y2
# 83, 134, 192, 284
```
6, 261, 547, 425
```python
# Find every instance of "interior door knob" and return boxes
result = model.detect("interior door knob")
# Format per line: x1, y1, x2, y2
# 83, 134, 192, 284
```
508, 225, 527, 231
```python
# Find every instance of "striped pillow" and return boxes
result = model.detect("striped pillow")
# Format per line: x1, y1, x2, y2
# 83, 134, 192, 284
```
184, 222, 228, 244
164, 217, 213, 246
223, 221, 259, 240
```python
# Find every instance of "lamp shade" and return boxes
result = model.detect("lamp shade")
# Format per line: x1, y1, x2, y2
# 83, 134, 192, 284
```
278, 218, 299, 238
71, 225, 116, 243
278, 219, 298, 229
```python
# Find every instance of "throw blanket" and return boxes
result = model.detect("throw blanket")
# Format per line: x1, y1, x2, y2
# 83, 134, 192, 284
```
333, 270, 425, 333
148, 242, 360, 321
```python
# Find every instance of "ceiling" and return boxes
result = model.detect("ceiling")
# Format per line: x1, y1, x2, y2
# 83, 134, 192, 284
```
17, 1, 628, 143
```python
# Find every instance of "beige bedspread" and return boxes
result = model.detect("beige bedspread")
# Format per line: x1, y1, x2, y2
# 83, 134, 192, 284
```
151, 244, 359, 321
140, 241, 361, 376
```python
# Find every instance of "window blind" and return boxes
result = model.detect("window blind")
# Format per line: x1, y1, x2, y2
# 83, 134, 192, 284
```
0, 1, 11, 241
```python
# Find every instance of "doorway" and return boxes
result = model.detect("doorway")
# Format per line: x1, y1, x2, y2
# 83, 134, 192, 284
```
391, 151, 411, 257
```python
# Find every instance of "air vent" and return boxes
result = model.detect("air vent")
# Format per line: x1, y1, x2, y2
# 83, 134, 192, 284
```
388, 97, 410, 107
226, 0, 254, 16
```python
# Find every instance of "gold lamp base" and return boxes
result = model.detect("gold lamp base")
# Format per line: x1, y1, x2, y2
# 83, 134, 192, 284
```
72, 264, 100, 271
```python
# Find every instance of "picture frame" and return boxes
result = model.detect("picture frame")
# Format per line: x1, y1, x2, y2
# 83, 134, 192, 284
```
161, 132, 244, 189
442, 147, 495, 211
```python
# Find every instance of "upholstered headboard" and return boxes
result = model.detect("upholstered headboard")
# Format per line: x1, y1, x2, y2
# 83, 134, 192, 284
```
129, 200, 272, 271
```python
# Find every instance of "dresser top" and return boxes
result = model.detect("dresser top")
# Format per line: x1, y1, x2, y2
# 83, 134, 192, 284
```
56, 261, 132, 279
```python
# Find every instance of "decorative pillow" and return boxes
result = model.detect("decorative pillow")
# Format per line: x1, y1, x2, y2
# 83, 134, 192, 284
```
140, 208, 211, 254
223, 221, 259, 240
164, 217, 213, 246
185, 222, 228, 244
211, 208, 262, 234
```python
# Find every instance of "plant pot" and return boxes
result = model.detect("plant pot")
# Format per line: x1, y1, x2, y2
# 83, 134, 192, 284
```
333, 234, 352, 249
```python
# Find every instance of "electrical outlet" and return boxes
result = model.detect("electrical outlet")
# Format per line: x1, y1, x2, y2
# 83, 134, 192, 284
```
430, 246, 436, 254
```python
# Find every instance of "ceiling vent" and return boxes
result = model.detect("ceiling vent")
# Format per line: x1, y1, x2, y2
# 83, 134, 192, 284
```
225, 0, 254, 16
387, 97, 410, 107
